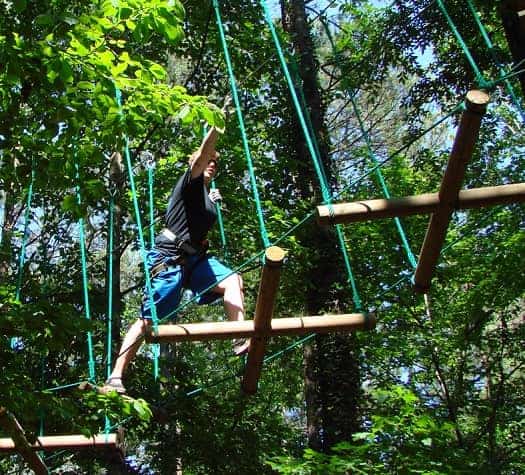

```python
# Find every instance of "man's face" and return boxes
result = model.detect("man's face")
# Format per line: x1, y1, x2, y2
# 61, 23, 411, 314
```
203, 154, 218, 182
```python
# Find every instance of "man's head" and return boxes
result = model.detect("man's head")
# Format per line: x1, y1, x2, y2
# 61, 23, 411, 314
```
203, 152, 219, 184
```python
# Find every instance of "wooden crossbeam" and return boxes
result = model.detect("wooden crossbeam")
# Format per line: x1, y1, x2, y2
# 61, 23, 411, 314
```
0, 433, 122, 452
0, 407, 49, 475
316, 183, 525, 224
144, 313, 373, 342
414, 90, 490, 292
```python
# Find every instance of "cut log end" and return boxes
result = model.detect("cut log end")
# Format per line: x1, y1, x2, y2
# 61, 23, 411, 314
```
364, 313, 377, 330
265, 246, 286, 266
465, 90, 490, 113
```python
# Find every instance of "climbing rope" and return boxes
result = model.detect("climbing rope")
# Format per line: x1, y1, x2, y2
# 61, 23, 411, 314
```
14, 164, 35, 303
202, 123, 229, 261
113, 84, 161, 379
319, 19, 418, 270
9, 163, 35, 349
105, 190, 116, 436
74, 148, 96, 383
260, 0, 362, 310
145, 153, 156, 249
106, 193, 115, 383
465, 0, 525, 123
435, 0, 488, 89
212, 0, 271, 249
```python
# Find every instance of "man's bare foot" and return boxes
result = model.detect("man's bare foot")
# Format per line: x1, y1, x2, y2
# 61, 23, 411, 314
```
100, 377, 127, 395
232, 338, 250, 356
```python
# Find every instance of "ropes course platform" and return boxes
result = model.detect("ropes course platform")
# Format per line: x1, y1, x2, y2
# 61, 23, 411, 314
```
318, 90, 524, 293
0, 407, 124, 475
146, 246, 375, 395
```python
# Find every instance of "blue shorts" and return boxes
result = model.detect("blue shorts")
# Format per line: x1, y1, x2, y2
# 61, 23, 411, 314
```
141, 249, 233, 321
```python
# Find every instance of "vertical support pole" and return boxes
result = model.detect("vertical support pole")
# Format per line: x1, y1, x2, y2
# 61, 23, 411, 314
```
0, 408, 48, 475
241, 246, 286, 395
414, 90, 489, 292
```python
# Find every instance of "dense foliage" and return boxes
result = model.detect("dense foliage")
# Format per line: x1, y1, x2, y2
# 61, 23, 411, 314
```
1, 0, 523, 473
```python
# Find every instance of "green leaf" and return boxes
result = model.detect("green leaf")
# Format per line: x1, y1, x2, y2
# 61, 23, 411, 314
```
111, 61, 128, 77
13, 0, 26, 13
100, 0, 117, 17
148, 63, 167, 80
69, 38, 90, 56
61, 195, 77, 212
35, 14, 54, 25
125, 18, 137, 31
77, 81, 94, 90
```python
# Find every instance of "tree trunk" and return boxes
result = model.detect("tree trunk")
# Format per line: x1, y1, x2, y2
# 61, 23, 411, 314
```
108, 152, 125, 356
281, 0, 361, 453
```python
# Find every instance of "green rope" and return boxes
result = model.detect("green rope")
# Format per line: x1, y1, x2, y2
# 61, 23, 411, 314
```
260, 0, 362, 310
211, 178, 229, 261
146, 158, 161, 377
212, 0, 271, 249
203, 124, 229, 260
14, 165, 35, 302
114, 85, 160, 379
73, 150, 96, 383
104, 195, 115, 436
260, 1, 332, 204
288, 58, 331, 190
10, 165, 35, 349
466, 0, 525, 123
435, 0, 489, 89
321, 19, 418, 270
147, 158, 156, 248
106, 196, 115, 381
335, 225, 362, 309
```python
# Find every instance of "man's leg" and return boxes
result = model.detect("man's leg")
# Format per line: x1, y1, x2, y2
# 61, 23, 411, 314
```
213, 273, 244, 322
213, 273, 250, 355
104, 318, 151, 393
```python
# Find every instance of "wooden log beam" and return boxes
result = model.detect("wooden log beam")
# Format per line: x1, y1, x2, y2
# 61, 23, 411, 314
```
316, 183, 525, 224
241, 246, 286, 394
0, 433, 122, 452
0, 407, 49, 475
145, 313, 374, 342
414, 90, 489, 293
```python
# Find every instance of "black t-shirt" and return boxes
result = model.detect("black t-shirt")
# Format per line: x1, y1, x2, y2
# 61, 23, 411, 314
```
155, 168, 217, 256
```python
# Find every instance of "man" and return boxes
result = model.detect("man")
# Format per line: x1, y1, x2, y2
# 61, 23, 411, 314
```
103, 127, 249, 395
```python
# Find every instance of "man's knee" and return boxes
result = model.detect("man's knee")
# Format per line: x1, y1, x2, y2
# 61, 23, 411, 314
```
225, 272, 243, 291
131, 318, 151, 334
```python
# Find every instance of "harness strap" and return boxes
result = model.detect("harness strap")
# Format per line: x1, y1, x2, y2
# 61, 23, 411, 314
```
161, 228, 199, 255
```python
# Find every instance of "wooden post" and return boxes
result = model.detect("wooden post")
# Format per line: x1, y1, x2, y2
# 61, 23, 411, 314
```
316, 183, 525, 224
414, 90, 489, 293
0, 433, 122, 452
145, 313, 373, 342
241, 246, 286, 395
0, 407, 49, 475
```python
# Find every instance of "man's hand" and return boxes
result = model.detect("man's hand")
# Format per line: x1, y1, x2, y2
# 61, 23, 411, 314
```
222, 94, 234, 119
208, 189, 222, 203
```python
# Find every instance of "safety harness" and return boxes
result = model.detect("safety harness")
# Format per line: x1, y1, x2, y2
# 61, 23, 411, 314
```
149, 228, 208, 280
